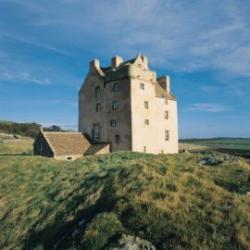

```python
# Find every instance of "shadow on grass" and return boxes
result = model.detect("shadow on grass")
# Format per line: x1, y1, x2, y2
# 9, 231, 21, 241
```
23, 171, 119, 249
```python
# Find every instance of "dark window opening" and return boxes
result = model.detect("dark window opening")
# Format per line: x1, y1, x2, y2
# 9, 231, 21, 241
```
92, 124, 100, 141
112, 101, 118, 111
144, 101, 149, 109
67, 157, 72, 160
115, 134, 120, 143
110, 119, 117, 127
95, 86, 101, 98
143, 146, 147, 153
145, 119, 149, 125
96, 103, 102, 112
140, 83, 145, 89
165, 130, 169, 141
165, 111, 169, 119
112, 83, 119, 92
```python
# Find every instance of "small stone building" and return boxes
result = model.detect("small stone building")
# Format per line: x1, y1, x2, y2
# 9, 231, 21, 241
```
33, 131, 109, 160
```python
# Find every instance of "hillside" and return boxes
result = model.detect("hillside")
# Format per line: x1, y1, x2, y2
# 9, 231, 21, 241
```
0, 152, 249, 249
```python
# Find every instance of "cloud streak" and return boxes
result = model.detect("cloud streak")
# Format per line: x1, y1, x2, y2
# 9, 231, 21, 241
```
1, 70, 50, 85
187, 103, 227, 113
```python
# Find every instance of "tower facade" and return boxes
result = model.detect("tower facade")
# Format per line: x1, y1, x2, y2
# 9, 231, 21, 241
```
79, 55, 178, 154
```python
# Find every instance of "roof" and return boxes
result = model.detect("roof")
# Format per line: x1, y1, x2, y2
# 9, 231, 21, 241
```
42, 132, 90, 156
84, 143, 110, 155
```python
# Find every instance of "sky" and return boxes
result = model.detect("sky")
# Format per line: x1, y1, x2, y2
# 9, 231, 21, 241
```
0, 0, 250, 138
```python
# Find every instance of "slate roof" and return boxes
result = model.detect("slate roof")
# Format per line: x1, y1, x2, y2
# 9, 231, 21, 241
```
42, 132, 90, 156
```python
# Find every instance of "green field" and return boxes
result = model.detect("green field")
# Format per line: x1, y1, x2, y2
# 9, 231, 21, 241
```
180, 138, 250, 150
0, 151, 249, 249
0, 133, 33, 155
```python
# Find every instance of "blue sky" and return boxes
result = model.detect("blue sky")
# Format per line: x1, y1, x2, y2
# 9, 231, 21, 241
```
0, 0, 250, 138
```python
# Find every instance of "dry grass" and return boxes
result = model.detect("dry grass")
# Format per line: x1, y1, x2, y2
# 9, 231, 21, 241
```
0, 151, 249, 249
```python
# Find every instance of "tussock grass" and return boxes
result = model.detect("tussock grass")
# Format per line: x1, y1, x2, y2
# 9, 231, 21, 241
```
0, 152, 249, 249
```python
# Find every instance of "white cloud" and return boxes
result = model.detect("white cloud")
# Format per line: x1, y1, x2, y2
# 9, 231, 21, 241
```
187, 103, 227, 113
1, 70, 51, 85
1, 0, 250, 77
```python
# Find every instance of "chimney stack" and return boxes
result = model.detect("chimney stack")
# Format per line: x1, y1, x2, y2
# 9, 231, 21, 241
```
111, 56, 123, 68
90, 59, 100, 70
157, 76, 171, 93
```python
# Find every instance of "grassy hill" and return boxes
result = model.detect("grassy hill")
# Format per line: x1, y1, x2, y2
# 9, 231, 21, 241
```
0, 151, 249, 249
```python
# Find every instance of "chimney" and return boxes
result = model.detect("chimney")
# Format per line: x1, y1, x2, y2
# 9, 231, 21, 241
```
111, 56, 123, 68
90, 59, 100, 70
141, 55, 149, 69
158, 76, 171, 93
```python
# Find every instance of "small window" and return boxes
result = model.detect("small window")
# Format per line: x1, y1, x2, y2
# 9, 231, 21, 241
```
96, 103, 102, 112
112, 83, 119, 92
165, 98, 168, 105
165, 111, 169, 119
110, 119, 117, 127
143, 146, 147, 153
115, 134, 120, 143
140, 83, 145, 89
112, 101, 118, 111
92, 124, 100, 141
95, 86, 101, 98
145, 119, 149, 125
144, 101, 149, 109
165, 130, 169, 141
67, 157, 72, 160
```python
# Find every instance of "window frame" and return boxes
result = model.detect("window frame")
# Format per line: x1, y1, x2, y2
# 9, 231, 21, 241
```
95, 86, 101, 98
110, 119, 117, 128
145, 119, 149, 125
165, 130, 169, 141
165, 111, 169, 119
112, 101, 118, 111
92, 123, 100, 141
144, 101, 149, 109
140, 83, 145, 90
112, 82, 119, 92
96, 103, 102, 112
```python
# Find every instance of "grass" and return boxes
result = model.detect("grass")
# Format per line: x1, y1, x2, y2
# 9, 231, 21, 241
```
0, 151, 249, 249
0, 133, 33, 155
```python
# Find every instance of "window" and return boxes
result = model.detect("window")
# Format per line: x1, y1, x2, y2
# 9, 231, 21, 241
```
112, 83, 119, 92
143, 146, 147, 153
110, 119, 117, 127
165, 130, 169, 141
96, 103, 102, 112
165, 111, 169, 119
140, 83, 145, 89
165, 98, 168, 105
92, 124, 100, 141
144, 101, 149, 109
115, 134, 120, 143
145, 119, 149, 125
112, 101, 118, 111
95, 86, 101, 98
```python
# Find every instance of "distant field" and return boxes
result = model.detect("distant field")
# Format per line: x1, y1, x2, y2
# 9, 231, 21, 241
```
180, 138, 250, 150
0, 133, 33, 155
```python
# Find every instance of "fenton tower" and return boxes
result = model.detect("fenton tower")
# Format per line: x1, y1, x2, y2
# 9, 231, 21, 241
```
79, 54, 178, 154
